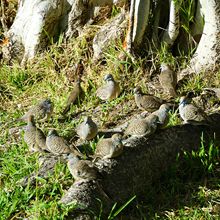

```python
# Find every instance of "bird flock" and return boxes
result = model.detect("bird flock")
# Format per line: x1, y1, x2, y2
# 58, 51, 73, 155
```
18, 63, 218, 183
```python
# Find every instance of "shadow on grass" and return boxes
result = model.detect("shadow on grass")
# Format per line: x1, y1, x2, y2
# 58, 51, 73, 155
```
122, 137, 220, 219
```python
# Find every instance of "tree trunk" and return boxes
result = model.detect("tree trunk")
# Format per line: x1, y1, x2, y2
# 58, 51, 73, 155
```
2, 0, 72, 65
179, 0, 220, 81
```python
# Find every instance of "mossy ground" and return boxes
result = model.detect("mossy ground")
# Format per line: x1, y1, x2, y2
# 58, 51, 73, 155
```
0, 2, 220, 220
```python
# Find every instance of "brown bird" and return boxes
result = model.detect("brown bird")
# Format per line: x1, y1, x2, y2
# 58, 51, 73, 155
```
67, 154, 97, 181
24, 115, 47, 152
96, 74, 120, 101
76, 116, 98, 140
179, 96, 210, 125
94, 133, 124, 159
203, 88, 220, 99
159, 63, 177, 97
46, 130, 81, 156
62, 79, 84, 115
134, 87, 164, 112
152, 103, 171, 128
19, 99, 54, 122
124, 114, 159, 137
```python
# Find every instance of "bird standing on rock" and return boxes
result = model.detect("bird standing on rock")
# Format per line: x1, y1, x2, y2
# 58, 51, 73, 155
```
76, 116, 98, 140
94, 133, 124, 159
46, 130, 81, 156
179, 96, 210, 125
152, 104, 171, 128
134, 87, 164, 112
19, 99, 54, 122
124, 114, 159, 137
67, 154, 98, 181
96, 74, 120, 101
24, 115, 47, 152
159, 63, 177, 98
62, 79, 84, 115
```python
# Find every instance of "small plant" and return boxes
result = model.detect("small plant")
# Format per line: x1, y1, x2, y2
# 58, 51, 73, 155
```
107, 195, 136, 220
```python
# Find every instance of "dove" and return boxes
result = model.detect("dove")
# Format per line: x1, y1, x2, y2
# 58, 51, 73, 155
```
203, 88, 220, 99
24, 115, 47, 152
46, 130, 81, 156
152, 104, 171, 128
76, 116, 98, 140
159, 63, 177, 97
179, 96, 210, 125
134, 87, 164, 112
94, 133, 124, 159
19, 99, 53, 122
67, 154, 97, 181
96, 74, 120, 101
62, 79, 84, 115
124, 114, 159, 137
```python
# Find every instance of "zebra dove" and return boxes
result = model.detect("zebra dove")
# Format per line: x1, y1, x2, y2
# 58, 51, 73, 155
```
134, 87, 164, 112
159, 63, 177, 97
62, 79, 84, 115
67, 154, 97, 181
124, 114, 159, 137
152, 103, 171, 128
179, 96, 210, 125
94, 133, 124, 159
96, 74, 120, 101
46, 130, 81, 156
19, 99, 53, 122
76, 116, 98, 140
24, 115, 47, 152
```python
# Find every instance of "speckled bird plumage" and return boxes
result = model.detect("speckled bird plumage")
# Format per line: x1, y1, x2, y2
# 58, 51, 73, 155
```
179, 96, 209, 125
24, 115, 46, 152
95, 133, 124, 159
76, 116, 98, 140
159, 63, 177, 97
62, 79, 84, 115
152, 104, 170, 128
124, 114, 159, 137
46, 130, 72, 155
96, 74, 120, 101
20, 99, 53, 122
67, 154, 97, 181
204, 88, 220, 99
134, 87, 164, 112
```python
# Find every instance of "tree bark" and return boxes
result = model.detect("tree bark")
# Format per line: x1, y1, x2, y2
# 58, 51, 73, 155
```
2, 0, 72, 65
92, 10, 128, 61
179, 0, 220, 80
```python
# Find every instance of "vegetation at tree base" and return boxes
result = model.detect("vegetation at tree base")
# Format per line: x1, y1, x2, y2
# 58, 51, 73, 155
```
0, 1, 220, 219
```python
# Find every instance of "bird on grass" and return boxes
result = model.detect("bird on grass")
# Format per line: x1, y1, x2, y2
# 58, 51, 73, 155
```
159, 63, 177, 98
67, 154, 98, 182
24, 115, 47, 152
203, 88, 220, 99
76, 116, 98, 140
94, 133, 124, 160
134, 87, 164, 112
124, 114, 159, 137
96, 74, 120, 101
152, 104, 171, 128
19, 99, 53, 122
62, 78, 84, 115
179, 95, 210, 125
46, 130, 82, 156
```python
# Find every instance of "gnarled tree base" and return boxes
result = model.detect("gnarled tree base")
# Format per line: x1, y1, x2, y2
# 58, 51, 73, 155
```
60, 117, 220, 218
